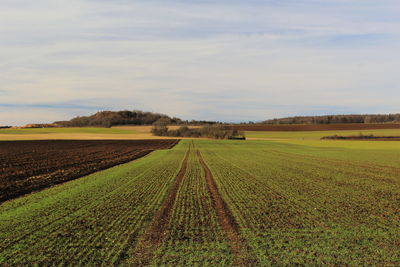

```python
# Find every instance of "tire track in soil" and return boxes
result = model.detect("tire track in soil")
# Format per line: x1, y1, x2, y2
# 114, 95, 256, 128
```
197, 150, 257, 267
128, 144, 191, 266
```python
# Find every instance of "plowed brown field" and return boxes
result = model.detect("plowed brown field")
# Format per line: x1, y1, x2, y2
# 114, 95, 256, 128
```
0, 139, 179, 202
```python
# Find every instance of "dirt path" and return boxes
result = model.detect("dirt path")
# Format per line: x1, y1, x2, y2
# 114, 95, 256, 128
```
197, 150, 257, 267
129, 145, 191, 266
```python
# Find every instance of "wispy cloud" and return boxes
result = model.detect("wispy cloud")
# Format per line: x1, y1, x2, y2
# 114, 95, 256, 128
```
0, 0, 399, 125
0, 102, 110, 110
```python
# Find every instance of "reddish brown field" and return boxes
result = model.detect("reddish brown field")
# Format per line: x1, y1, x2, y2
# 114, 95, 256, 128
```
0, 139, 179, 202
231, 123, 400, 131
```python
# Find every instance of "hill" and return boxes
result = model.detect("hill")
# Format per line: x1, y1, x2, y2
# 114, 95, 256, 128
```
54, 110, 180, 127
54, 110, 217, 128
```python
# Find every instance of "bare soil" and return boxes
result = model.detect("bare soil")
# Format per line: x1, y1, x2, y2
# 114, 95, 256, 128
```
0, 139, 179, 202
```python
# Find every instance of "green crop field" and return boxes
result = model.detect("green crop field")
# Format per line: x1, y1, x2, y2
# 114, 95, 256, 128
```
246, 128, 400, 140
1, 139, 399, 265
198, 140, 400, 265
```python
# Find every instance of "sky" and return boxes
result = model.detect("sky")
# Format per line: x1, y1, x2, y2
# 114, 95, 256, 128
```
1, 0, 399, 125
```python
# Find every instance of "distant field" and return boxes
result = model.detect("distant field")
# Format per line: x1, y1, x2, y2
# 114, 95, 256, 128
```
0, 127, 146, 140
1, 139, 399, 265
246, 128, 400, 140
0, 126, 201, 140
0, 127, 134, 135
233, 123, 400, 131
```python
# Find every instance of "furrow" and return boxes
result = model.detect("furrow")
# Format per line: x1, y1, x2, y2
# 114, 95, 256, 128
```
129, 145, 191, 266
196, 150, 257, 267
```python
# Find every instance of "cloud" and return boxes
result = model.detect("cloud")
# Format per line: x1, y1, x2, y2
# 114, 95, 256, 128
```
0, 0, 399, 125
0, 102, 109, 110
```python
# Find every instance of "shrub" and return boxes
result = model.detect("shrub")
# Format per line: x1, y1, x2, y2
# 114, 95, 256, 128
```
151, 124, 245, 140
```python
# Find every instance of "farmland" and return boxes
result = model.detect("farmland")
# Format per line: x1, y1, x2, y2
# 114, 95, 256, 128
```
0, 127, 154, 140
0, 139, 178, 202
0, 126, 201, 140
1, 138, 399, 265
245, 128, 400, 140
232, 123, 400, 131
198, 140, 400, 265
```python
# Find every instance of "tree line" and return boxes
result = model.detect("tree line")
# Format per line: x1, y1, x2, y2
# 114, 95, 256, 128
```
262, 114, 400, 125
54, 110, 218, 128
151, 124, 245, 139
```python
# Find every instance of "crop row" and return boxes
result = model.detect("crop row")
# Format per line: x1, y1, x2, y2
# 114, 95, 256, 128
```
196, 140, 400, 266
0, 141, 188, 265
2, 139, 399, 265
149, 144, 233, 266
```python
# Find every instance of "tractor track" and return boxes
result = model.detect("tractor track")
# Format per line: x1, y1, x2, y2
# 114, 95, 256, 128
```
196, 150, 257, 267
129, 145, 191, 266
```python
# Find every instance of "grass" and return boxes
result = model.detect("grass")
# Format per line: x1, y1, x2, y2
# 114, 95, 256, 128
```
1, 138, 400, 265
197, 139, 400, 265
0, 141, 188, 265
151, 146, 232, 266
280, 139, 400, 152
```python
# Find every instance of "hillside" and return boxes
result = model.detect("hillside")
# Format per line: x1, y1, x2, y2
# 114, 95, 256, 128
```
54, 110, 181, 128
51, 110, 220, 128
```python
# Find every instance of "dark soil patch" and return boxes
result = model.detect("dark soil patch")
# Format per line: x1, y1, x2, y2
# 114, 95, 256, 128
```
0, 139, 179, 202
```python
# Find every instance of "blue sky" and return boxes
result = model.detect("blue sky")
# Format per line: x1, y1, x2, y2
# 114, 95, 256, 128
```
1, 0, 399, 125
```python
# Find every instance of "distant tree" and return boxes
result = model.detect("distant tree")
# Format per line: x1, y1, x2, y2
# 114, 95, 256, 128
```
262, 114, 400, 125
151, 125, 169, 136
151, 124, 245, 139
153, 117, 171, 126
54, 110, 217, 128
